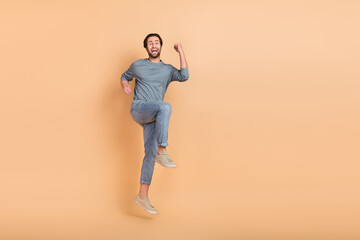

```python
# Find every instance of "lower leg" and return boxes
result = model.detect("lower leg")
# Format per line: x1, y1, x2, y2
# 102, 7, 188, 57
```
155, 103, 172, 148
158, 146, 167, 155
139, 122, 157, 197
139, 183, 149, 199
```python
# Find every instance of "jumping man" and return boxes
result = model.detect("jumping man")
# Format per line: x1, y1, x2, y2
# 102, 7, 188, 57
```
121, 33, 189, 214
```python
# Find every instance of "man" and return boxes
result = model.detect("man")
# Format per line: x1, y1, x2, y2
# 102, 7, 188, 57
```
120, 33, 189, 214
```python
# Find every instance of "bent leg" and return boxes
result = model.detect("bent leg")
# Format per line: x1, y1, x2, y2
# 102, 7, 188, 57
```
131, 101, 172, 147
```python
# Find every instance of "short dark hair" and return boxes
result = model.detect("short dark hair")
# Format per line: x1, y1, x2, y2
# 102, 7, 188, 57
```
143, 33, 163, 48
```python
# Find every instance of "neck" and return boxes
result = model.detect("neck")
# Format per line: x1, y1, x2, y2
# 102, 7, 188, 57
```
148, 56, 161, 63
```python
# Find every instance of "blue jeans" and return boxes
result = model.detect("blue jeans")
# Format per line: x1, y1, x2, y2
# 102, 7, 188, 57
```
130, 101, 172, 185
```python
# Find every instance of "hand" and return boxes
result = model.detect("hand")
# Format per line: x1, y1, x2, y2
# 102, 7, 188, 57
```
174, 43, 183, 53
123, 84, 132, 95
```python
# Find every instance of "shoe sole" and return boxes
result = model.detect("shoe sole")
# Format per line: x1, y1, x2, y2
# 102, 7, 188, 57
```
134, 199, 158, 214
155, 159, 177, 168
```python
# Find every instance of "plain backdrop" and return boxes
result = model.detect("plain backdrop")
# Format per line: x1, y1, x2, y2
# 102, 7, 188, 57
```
1, 0, 359, 239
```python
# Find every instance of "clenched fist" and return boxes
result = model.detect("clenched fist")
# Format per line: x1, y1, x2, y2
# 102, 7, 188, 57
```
122, 83, 132, 95
174, 43, 183, 53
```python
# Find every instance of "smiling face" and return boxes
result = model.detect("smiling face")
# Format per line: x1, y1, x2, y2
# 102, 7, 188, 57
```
146, 36, 162, 59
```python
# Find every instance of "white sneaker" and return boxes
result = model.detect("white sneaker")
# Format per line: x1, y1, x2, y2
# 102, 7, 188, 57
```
134, 194, 158, 214
155, 152, 177, 168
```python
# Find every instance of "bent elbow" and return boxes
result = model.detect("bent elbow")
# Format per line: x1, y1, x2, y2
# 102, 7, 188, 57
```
181, 72, 189, 82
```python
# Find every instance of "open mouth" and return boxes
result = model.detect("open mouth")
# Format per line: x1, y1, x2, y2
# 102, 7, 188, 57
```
151, 49, 158, 53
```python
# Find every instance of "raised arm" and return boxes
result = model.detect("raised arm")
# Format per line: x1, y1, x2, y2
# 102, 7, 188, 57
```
171, 43, 189, 82
174, 43, 188, 68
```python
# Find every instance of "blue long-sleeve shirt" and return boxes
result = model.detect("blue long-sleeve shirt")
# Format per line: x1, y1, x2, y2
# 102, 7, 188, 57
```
121, 58, 189, 103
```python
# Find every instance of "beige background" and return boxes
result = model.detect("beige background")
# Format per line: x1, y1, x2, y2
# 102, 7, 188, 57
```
1, 0, 359, 239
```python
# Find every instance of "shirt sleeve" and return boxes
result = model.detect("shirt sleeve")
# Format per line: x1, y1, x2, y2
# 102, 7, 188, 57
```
121, 63, 134, 82
171, 66, 189, 82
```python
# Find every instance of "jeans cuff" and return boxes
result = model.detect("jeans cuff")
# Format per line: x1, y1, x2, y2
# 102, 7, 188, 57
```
140, 179, 151, 185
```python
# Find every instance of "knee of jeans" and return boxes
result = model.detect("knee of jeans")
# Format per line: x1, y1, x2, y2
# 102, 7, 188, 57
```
160, 102, 172, 114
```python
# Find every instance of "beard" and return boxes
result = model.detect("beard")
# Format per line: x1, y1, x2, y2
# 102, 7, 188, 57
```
147, 49, 161, 59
